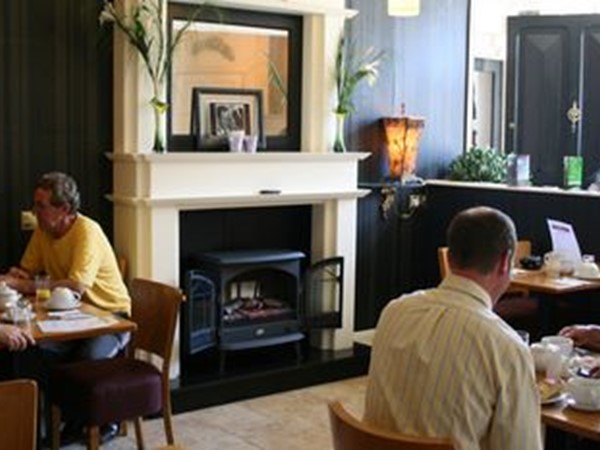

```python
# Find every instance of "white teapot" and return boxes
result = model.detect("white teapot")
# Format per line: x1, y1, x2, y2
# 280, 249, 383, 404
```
0, 281, 20, 310
574, 254, 600, 279
46, 287, 81, 310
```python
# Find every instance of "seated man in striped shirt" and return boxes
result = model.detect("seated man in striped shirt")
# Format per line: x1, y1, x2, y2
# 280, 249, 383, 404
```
364, 206, 542, 450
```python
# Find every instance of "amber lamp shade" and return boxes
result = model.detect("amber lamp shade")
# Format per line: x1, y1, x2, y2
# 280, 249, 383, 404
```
381, 116, 425, 181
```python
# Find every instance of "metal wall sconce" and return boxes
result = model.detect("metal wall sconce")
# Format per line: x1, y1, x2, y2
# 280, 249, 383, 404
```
380, 184, 397, 220
388, 0, 420, 17
380, 186, 427, 221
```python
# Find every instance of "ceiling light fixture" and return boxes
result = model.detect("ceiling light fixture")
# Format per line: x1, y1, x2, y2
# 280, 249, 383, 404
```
388, 0, 420, 17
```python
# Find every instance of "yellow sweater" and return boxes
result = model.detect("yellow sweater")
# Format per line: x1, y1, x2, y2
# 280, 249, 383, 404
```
20, 214, 131, 315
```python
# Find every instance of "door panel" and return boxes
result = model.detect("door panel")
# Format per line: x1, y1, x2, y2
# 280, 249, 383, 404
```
581, 26, 600, 184
509, 25, 570, 185
507, 15, 600, 188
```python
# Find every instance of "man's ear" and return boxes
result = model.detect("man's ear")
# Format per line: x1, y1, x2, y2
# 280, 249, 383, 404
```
498, 249, 513, 275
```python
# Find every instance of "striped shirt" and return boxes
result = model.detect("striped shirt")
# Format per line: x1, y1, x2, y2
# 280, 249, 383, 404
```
364, 274, 542, 450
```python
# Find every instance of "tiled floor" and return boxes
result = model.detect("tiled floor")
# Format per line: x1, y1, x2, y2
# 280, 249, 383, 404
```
61, 376, 367, 450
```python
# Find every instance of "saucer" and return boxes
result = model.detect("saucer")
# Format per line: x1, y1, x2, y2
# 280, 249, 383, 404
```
0, 312, 36, 323
573, 273, 600, 281
541, 392, 568, 405
567, 398, 600, 412
44, 301, 81, 311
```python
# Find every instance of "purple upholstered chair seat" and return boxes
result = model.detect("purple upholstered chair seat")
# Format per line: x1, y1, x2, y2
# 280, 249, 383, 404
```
49, 279, 184, 450
50, 358, 162, 425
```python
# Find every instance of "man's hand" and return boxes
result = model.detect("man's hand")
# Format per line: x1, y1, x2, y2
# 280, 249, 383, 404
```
7, 267, 31, 279
559, 325, 600, 352
0, 325, 35, 351
0, 276, 35, 295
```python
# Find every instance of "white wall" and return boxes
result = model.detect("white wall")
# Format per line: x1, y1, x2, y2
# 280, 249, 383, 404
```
471, 0, 600, 62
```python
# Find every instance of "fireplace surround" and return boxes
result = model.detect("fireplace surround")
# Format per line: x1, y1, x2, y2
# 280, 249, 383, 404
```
109, 0, 365, 378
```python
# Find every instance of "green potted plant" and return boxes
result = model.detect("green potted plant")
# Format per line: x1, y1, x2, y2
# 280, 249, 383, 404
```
333, 35, 383, 152
448, 146, 507, 183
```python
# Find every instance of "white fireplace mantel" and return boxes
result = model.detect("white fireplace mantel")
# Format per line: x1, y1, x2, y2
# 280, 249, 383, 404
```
175, 0, 357, 17
111, 152, 370, 376
109, 152, 368, 204
111, 0, 368, 377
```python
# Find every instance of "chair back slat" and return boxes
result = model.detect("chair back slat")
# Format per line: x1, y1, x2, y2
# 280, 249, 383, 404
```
328, 401, 455, 450
130, 278, 185, 368
438, 240, 532, 279
0, 379, 38, 450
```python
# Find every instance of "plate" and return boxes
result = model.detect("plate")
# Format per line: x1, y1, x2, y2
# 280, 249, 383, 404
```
573, 274, 600, 281
541, 392, 567, 405
44, 301, 81, 311
568, 398, 600, 412
0, 312, 36, 323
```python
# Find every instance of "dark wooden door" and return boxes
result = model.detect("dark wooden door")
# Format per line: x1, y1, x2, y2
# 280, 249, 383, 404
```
506, 15, 600, 186
580, 24, 600, 183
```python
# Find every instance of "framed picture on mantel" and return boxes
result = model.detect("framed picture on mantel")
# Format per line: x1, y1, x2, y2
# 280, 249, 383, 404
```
191, 87, 266, 150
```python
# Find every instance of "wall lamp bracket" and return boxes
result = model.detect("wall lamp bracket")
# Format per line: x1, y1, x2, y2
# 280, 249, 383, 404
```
381, 184, 397, 220
380, 182, 426, 221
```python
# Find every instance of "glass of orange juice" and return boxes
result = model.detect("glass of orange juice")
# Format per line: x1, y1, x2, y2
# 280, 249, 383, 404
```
34, 274, 51, 305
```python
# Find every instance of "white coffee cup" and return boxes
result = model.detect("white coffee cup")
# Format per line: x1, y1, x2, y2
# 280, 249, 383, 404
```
46, 287, 81, 310
541, 335, 574, 357
566, 376, 600, 410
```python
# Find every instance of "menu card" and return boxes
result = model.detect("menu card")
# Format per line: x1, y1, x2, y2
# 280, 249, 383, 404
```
547, 219, 581, 267
37, 316, 116, 333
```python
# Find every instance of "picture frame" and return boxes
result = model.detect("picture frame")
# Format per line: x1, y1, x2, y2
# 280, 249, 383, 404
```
191, 87, 266, 150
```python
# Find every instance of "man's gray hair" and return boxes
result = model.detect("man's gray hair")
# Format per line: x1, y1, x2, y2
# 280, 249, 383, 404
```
36, 172, 80, 214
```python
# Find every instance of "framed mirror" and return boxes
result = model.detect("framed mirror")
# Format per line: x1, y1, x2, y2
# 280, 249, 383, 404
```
168, 4, 302, 151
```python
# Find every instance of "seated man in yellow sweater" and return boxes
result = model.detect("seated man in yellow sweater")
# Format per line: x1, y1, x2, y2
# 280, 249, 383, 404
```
1, 172, 131, 360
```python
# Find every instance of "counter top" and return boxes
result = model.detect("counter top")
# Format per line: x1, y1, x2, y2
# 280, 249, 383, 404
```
426, 179, 600, 199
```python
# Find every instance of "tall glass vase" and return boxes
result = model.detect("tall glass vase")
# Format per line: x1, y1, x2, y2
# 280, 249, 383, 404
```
333, 113, 348, 153
152, 104, 167, 153
150, 85, 168, 153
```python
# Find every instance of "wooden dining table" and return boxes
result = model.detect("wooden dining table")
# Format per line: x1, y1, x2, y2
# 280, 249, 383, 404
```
542, 399, 600, 442
510, 269, 600, 334
26, 300, 137, 343
511, 268, 600, 295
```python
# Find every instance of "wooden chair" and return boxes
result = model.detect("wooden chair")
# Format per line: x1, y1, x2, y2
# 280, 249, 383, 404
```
328, 401, 455, 450
49, 278, 185, 450
0, 379, 38, 450
117, 255, 128, 280
438, 241, 539, 338
438, 240, 531, 284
